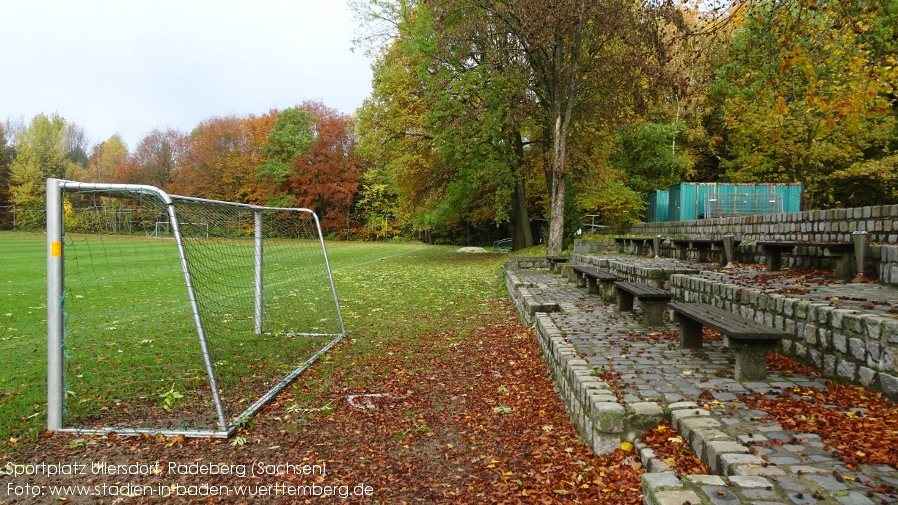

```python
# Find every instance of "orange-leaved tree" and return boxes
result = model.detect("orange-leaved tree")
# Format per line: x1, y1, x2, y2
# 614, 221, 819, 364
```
259, 102, 361, 232
115, 128, 187, 190
173, 113, 276, 203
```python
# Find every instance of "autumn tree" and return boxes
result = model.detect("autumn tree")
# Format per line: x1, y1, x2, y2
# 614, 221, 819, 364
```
238, 112, 278, 204
0, 125, 11, 227
174, 114, 274, 203
355, 0, 533, 245
285, 102, 361, 231
116, 128, 186, 189
353, 0, 677, 244
714, 0, 898, 208
632, 3, 735, 183
354, 19, 444, 239
86, 134, 129, 183
259, 103, 361, 231
8, 114, 88, 225
257, 107, 315, 207
464, 0, 653, 254
354, 178, 399, 239
423, 0, 541, 249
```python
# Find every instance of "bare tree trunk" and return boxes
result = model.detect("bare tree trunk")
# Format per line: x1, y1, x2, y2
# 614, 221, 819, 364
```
546, 23, 580, 256
547, 114, 568, 255
511, 178, 533, 249
542, 115, 553, 195
511, 132, 533, 250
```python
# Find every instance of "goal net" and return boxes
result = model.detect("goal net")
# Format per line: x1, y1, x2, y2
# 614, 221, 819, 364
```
46, 179, 345, 437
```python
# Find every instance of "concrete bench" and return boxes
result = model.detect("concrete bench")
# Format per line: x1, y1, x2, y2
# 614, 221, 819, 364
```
613, 281, 672, 326
546, 255, 569, 273
571, 266, 620, 301
668, 302, 788, 381
614, 236, 657, 256
670, 237, 740, 266
756, 241, 853, 278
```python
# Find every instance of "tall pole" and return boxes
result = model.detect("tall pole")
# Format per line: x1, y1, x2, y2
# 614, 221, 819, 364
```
46, 179, 64, 431
254, 211, 264, 334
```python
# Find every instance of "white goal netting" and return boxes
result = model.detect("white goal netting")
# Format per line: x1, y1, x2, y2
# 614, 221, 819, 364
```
46, 179, 345, 437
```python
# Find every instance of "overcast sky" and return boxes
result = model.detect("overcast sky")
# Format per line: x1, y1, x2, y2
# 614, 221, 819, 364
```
2, 0, 374, 150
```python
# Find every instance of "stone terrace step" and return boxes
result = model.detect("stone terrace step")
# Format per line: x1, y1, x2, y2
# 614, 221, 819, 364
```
505, 263, 898, 505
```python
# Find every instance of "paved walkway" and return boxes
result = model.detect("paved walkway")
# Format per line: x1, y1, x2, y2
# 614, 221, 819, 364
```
513, 259, 898, 505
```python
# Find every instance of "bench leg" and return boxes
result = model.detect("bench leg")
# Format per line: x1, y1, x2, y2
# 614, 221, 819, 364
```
696, 246, 709, 263
599, 280, 615, 302
585, 277, 599, 295
618, 290, 634, 311
560, 264, 574, 282
831, 252, 854, 280
638, 300, 667, 327
767, 250, 782, 271
677, 317, 703, 348
732, 343, 775, 381
675, 245, 687, 261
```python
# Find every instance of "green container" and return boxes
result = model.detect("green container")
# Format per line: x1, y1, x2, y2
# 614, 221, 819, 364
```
646, 190, 669, 222
660, 183, 802, 222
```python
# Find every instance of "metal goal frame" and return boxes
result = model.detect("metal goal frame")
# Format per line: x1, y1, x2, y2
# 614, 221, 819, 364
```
46, 178, 345, 438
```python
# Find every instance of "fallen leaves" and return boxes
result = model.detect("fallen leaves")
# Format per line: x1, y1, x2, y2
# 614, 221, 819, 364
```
765, 351, 821, 377
6, 302, 647, 504
740, 382, 898, 470
639, 421, 708, 476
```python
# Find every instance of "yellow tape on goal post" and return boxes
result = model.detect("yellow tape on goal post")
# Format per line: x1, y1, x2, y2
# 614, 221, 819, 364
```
51, 241, 62, 257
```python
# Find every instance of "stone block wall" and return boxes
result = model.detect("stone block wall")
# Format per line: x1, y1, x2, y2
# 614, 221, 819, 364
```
669, 274, 898, 402
880, 245, 898, 284
623, 204, 898, 243
573, 237, 617, 254
571, 253, 699, 290
531, 313, 625, 456
578, 204, 898, 286
506, 255, 551, 270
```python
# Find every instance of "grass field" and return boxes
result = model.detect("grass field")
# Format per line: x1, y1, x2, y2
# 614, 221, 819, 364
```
0, 231, 510, 447
3, 232, 653, 503
1, 233, 49, 445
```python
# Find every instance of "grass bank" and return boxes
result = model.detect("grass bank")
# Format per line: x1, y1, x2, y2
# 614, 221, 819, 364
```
0, 233, 509, 446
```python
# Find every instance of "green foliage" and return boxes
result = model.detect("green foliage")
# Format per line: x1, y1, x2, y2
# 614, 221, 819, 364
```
714, 0, 898, 209
828, 154, 898, 206
8, 114, 84, 216
421, 1, 537, 235
578, 180, 645, 232
355, 38, 441, 233
612, 122, 693, 195
160, 386, 184, 412
356, 182, 400, 239
0, 125, 14, 228
85, 135, 129, 183
258, 107, 315, 189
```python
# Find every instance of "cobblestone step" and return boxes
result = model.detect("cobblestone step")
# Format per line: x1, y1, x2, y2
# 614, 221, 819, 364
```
506, 264, 898, 505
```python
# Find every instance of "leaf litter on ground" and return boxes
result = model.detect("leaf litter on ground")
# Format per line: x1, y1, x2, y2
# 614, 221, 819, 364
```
4, 301, 647, 504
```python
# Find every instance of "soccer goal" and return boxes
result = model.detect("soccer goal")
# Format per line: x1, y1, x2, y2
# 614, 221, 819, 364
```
46, 178, 345, 438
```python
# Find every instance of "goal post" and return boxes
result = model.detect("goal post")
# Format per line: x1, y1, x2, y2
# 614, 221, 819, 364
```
46, 178, 345, 438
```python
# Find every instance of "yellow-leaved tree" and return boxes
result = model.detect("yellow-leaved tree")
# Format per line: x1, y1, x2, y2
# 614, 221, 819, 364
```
715, 0, 898, 209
